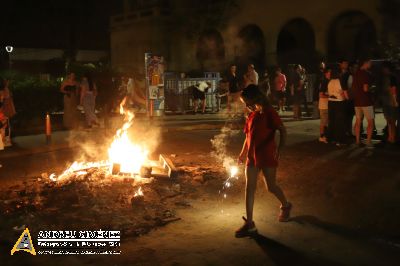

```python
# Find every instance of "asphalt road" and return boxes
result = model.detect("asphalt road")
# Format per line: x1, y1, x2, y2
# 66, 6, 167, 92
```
1, 120, 400, 265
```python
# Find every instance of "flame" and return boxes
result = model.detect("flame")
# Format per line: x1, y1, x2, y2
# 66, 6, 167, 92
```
134, 186, 143, 197
49, 97, 150, 182
108, 98, 149, 175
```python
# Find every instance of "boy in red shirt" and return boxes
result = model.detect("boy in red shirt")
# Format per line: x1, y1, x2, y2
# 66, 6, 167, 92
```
236, 84, 292, 238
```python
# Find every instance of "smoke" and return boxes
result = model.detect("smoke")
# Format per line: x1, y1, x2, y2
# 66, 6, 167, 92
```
127, 119, 161, 158
210, 126, 240, 173
66, 130, 109, 163
65, 111, 161, 165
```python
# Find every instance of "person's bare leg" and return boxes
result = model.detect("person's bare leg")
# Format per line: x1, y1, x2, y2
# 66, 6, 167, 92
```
261, 168, 288, 206
201, 99, 206, 113
366, 118, 373, 145
355, 117, 362, 144
194, 99, 198, 113
320, 118, 325, 137
245, 166, 258, 223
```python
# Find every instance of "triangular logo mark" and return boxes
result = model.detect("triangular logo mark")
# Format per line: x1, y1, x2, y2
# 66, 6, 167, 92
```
11, 227, 36, 255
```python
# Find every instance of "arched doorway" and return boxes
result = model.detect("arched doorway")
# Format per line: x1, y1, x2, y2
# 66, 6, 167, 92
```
277, 18, 316, 70
327, 11, 377, 62
235, 24, 266, 71
196, 29, 225, 71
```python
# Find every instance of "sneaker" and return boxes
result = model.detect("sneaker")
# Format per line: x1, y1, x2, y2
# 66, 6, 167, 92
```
235, 216, 257, 238
318, 136, 328, 143
279, 202, 292, 222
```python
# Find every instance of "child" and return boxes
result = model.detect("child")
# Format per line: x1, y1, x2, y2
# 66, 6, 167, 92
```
236, 84, 292, 238
0, 93, 7, 150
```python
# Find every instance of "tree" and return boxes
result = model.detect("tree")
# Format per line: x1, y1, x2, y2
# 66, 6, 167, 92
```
377, 0, 400, 60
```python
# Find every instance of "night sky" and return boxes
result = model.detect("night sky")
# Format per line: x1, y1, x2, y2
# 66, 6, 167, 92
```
0, 0, 122, 50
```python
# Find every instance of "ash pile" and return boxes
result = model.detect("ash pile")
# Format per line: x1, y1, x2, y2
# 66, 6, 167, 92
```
0, 155, 188, 240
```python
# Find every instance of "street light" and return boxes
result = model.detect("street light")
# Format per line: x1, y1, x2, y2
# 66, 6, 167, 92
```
5, 46, 13, 53
5, 46, 13, 69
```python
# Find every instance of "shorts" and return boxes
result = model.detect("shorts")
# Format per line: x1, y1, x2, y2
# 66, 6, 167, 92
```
193, 88, 205, 100
273, 90, 285, 101
383, 105, 399, 120
355, 106, 374, 120
319, 109, 328, 127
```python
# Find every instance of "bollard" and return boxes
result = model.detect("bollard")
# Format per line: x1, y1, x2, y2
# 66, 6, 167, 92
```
45, 112, 51, 144
149, 99, 154, 118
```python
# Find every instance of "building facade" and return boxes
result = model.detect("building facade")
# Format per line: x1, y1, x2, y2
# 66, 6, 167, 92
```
110, 0, 383, 75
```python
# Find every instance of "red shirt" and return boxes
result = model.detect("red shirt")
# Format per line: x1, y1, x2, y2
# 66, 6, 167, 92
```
352, 69, 373, 107
274, 73, 286, 91
244, 107, 283, 168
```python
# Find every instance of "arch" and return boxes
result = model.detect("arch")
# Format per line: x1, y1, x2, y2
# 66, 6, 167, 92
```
196, 28, 225, 69
327, 11, 377, 62
235, 24, 266, 71
276, 18, 316, 70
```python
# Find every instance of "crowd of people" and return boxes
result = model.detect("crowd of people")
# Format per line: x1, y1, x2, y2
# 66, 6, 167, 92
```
217, 63, 312, 119
215, 59, 399, 147
317, 59, 399, 147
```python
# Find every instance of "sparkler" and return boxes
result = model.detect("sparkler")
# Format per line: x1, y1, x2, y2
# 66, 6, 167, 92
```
219, 164, 240, 201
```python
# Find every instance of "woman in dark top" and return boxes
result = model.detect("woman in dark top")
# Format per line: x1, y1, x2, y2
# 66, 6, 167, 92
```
60, 72, 80, 129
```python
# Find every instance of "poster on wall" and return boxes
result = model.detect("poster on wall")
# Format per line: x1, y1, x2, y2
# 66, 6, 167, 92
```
145, 53, 165, 114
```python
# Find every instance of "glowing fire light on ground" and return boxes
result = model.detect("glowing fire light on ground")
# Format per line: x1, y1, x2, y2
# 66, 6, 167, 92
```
49, 97, 150, 182
134, 186, 143, 197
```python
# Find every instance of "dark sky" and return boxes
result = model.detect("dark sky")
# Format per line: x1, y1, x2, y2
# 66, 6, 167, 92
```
0, 0, 123, 50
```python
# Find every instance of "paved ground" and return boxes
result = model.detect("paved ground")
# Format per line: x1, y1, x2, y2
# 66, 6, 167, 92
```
1, 113, 399, 265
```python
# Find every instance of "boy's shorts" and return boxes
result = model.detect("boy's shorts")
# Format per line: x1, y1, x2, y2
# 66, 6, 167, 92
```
355, 106, 374, 120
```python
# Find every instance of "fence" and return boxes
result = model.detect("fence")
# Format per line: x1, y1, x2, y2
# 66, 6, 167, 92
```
163, 72, 220, 113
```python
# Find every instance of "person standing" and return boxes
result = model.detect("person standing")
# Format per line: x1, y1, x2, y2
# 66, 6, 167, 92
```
328, 67, 348, 146
259, 70, 271, 98
0, 80, 8, 150
318, 68, 331, 143
300, 66, 310, 117
313, 62, 325, 119
80, 73, 99, 128
192, 81, 210, 114
243, 64, 259, 88
339, 59, 354, 139
353, 59, 374, 147
380, 62, 398, 144
60, 72, 80, 129
1, 79, 16, 147
273, 67, 287, 114
227, 65, 240, 115
290, 64, 304, 119
235, 84, 291, 238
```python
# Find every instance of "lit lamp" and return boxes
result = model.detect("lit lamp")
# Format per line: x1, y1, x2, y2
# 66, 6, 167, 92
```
5, 46, 13, 53
5, 46, 13, 69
